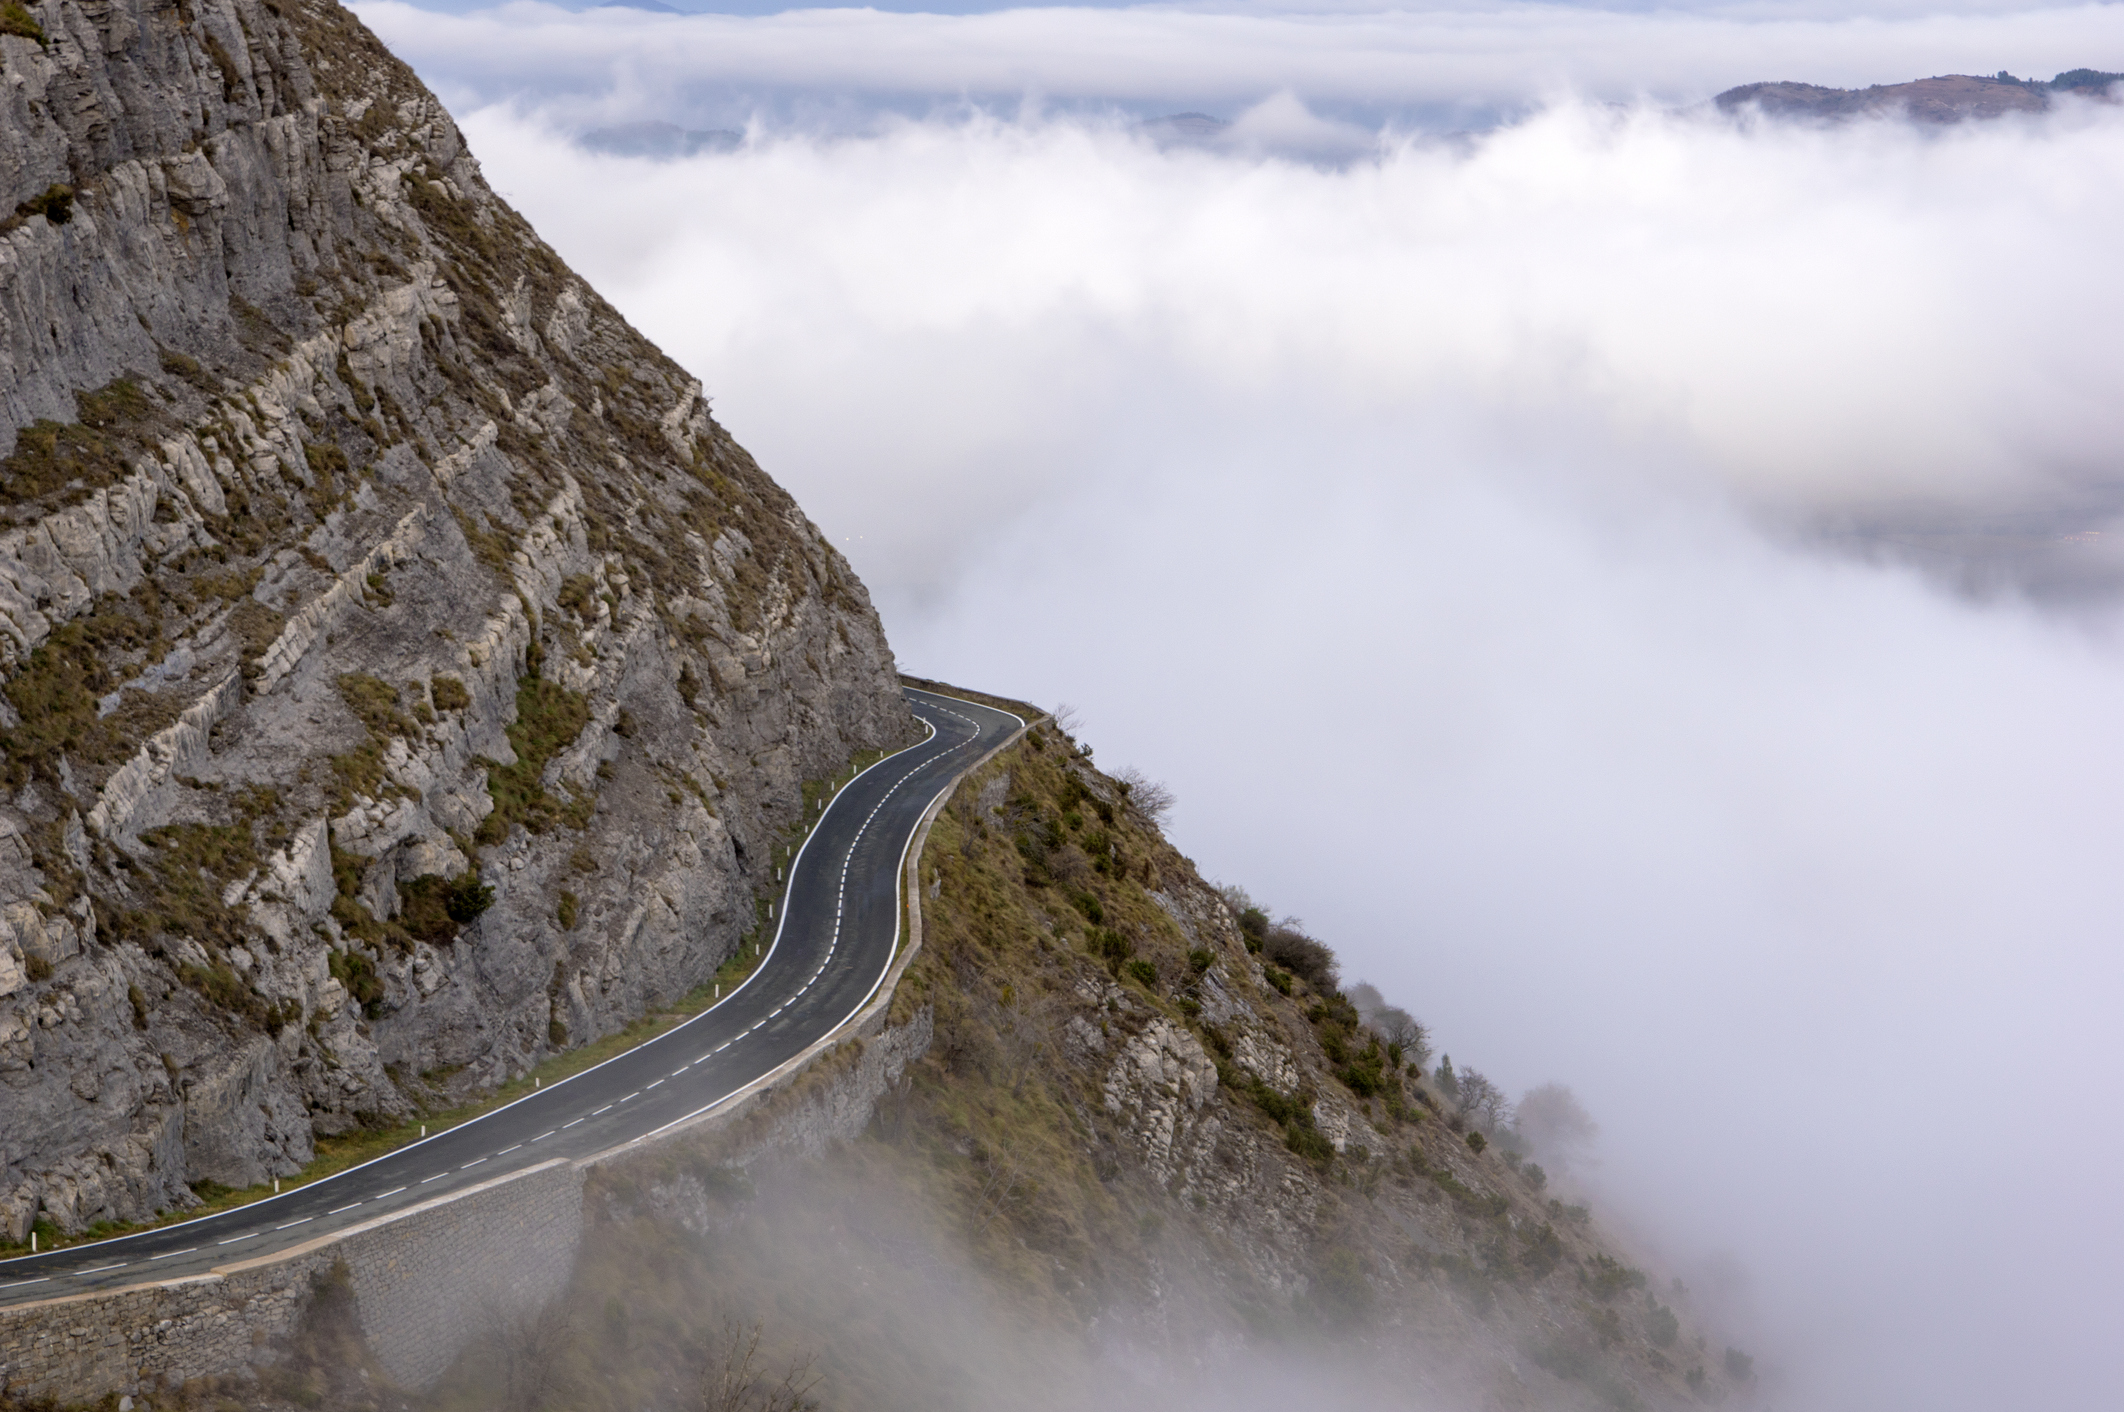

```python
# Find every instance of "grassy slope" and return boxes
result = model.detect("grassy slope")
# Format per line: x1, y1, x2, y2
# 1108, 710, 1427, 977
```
108, 711, 1751, 1412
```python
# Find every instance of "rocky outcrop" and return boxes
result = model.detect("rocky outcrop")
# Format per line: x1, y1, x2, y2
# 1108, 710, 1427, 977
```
0, 0, 913, 1242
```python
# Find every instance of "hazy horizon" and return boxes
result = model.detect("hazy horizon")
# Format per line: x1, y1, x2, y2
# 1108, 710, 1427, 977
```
359, 1, 2124, 1405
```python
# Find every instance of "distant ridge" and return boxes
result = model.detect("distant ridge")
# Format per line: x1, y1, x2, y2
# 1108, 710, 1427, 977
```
1717, 69, 2123, 121
1139, 111, 1231, 143
580, 120, 743, 158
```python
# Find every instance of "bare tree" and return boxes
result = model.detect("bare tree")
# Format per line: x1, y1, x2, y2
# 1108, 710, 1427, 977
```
488, 1298, 578, 1412
1375, 1007, 1430, 1070
1514, 1082, 1599, 1172
973, 1143, 1028, 1233
702, 1319, 822, 1412
1112, 766, 1176, 828
1346, 982, 1431, 1069
1051, 702, 1083, 737
986, 990, 1058, 1097
1457, 1067, 1511, 1131
1262, 918, 1338, 992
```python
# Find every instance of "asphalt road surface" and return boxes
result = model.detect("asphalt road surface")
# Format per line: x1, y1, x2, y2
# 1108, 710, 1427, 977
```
0, 687, 1023, 1306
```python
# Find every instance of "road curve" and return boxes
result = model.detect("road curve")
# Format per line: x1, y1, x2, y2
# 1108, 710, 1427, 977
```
0, 687, 1023, 1306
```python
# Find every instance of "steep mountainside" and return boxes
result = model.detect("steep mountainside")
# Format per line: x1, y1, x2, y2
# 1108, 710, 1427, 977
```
0, 0, 912, 1249
1716, 68, 2122, 121
408, 707, 1758, 1412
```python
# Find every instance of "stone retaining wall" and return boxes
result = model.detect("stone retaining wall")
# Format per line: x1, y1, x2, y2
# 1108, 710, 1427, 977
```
0, 1159, 584, 1399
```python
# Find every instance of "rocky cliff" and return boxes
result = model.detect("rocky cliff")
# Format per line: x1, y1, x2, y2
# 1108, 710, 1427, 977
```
0, 0, 913, 1247
412, 708, 1755, 1412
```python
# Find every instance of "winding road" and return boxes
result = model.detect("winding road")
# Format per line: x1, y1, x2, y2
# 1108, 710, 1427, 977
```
0, 687, 1023, 1307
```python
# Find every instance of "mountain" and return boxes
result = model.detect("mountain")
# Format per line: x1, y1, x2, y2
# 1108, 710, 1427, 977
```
0, 4, 1762, 1406
0, 0, 910, 1251
1717, 68, 2123, 121
294, 699, 1755, 1412
578, 122, 743, 160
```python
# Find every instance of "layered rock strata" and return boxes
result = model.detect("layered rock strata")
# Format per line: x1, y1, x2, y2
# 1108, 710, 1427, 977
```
0, 0, 912, 1242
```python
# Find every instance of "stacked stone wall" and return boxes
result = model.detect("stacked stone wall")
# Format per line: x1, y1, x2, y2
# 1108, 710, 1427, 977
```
0, 1160, 586, 1398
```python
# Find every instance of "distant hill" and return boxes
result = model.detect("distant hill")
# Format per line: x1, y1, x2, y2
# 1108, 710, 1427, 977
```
1717, 68, 2123, 121
579, 120, 743, 158
1138, 111, 1231, 144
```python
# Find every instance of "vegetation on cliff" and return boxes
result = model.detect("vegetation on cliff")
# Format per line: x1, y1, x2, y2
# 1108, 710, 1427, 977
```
386, 697, 1754, 1412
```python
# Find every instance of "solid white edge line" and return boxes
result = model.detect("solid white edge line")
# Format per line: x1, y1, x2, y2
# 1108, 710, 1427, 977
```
0, 710, 959, 1278
0, 693, 1017, 1291
638, 691, 1025, 1143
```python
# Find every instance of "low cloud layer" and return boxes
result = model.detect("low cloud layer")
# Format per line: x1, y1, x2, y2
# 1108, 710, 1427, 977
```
361, 0, 2124, 125
367, 5, 2124, 1404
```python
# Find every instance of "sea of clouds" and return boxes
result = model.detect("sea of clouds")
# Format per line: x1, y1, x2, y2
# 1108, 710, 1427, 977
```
361, 2, 2124, 1407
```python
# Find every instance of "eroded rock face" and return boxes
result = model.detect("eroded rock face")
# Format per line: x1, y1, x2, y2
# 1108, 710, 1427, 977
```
0, 0, 914, 1238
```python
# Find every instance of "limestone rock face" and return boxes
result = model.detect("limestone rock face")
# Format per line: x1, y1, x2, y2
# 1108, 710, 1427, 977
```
0, 0, 914, 1238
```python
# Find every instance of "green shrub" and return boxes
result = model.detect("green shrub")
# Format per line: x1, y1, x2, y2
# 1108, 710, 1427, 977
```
12, 182, 70, 223
1262, 966, 1292, 996
557, 573, 598, 624
1285, 1121, 1335, 1164
1262, 922, 1338, 991
1646, 1302, 1680, 1349
477, 675, 593, 844
1312, 1248, 1373, 1325
1, 2, 48, 45
1523, 1161, 1548, 1191
1465, 1130, 1487, 1154
395, 875, 458, 945
337, 673, 415, 738
1582, 1253, 1648, 1302
1724, 1348, 1755, 1382
1187, 947, 1213, 973
1068, 889, 1104, 924
329, 949, 385, 1018
1518, 1221, 1565, 1280
445, 874, 495, 922
0, 379, 163, 503
1124, 958, 1158, 989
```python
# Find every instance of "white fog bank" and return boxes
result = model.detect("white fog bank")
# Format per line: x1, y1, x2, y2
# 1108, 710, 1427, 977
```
379, 28, 2124, 1408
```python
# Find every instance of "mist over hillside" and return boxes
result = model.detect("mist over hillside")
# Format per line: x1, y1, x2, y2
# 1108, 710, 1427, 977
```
6, 0, 2122, 1404
336, 3, 2124, 1406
